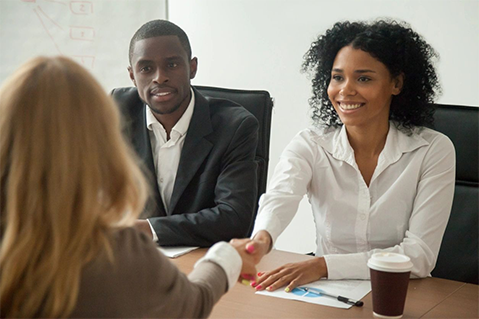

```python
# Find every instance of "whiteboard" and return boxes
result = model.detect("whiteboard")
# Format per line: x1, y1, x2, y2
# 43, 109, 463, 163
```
0, 0, 167, 91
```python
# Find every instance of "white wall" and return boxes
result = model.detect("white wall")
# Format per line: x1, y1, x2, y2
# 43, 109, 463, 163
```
169, 0, 479, 254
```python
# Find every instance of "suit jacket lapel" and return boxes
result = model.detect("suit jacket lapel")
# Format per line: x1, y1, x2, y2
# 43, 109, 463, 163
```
129, 102, 167, 217
169, 90, 213, 214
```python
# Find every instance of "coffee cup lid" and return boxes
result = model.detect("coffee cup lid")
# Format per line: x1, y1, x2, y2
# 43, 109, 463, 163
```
367, 252, 413, 273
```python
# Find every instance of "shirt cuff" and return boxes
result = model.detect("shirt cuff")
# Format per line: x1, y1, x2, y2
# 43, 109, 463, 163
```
194, 242, 242, 291
250, 210, 282, 247
324, 253, 370, 280
146, 219, 158, 242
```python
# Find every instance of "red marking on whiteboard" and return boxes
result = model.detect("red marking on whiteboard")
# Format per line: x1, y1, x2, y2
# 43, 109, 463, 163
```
33, 7, 62, 54
43, 0, 67, 5
70, 1, 93, 15
37, 5, 64, 30
21, 0, 36, 3
71, 55, 95, 69
70, 26, 95, 41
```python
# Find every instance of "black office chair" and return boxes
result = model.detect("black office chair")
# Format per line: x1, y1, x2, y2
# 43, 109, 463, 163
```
195, 85, 274, 234
428, 104, 478, 284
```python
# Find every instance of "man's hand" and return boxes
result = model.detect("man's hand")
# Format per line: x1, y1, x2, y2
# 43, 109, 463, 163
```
135, 219, 154, 240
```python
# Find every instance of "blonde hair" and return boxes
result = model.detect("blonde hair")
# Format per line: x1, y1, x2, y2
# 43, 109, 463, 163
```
0, 56, 147, 317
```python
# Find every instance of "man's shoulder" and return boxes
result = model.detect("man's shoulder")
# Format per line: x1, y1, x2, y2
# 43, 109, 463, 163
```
111, 87, 143, 109
111, 86, 139, 97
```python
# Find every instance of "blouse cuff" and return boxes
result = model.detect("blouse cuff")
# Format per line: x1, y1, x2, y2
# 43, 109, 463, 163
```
251, 211, 282, 246
195, 242, 241, 291
324, 253, 370, 280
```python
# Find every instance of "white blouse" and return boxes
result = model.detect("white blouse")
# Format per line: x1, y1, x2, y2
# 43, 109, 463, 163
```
252, 123, 455, 280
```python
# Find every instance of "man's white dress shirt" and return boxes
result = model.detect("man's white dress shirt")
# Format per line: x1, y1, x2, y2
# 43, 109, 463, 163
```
252, 122, 455, 280
146, 89, 195, 241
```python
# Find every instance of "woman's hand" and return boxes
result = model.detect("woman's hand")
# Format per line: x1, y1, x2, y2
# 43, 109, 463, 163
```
252, 257, 328, 292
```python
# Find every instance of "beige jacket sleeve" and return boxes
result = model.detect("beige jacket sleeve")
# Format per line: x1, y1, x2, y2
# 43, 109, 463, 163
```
71, 228, 240, 318
145, 242, 241, 318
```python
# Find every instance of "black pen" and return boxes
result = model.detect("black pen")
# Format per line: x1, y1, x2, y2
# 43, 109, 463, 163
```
296, 287, 364, 307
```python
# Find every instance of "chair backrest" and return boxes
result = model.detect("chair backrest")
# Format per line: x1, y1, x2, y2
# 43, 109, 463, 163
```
195, 85, 274, 233
428, 104, 478, 284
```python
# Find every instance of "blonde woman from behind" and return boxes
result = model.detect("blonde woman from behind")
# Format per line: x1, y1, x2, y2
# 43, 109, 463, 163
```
0, 56, 256, 318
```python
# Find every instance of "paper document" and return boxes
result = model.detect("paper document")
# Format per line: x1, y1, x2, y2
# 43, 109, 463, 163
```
256, 279, 371, 309
158, 246, 199, 258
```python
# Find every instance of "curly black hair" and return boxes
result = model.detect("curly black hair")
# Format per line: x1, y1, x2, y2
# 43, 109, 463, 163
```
302, 19, 440, 128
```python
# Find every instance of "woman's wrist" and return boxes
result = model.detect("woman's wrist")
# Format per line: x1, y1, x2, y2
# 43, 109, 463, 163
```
253, 230, 273, 253
315, 257, 328, 279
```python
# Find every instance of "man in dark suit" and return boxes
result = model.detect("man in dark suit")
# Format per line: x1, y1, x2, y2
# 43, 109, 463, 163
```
112, 20, 258, 247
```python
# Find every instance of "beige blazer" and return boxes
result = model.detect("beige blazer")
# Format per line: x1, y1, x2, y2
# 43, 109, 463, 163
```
69, 228, 228, 318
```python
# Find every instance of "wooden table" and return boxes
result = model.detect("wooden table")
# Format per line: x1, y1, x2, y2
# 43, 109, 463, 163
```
171, 249, 478, 318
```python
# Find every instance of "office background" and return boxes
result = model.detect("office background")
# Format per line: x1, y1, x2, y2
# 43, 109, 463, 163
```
1, 0, 478, 254
169, 0, 479, 254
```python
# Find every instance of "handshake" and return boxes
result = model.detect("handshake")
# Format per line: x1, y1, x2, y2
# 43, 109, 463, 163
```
228, 230, 328, 293
228, 230, 272, 285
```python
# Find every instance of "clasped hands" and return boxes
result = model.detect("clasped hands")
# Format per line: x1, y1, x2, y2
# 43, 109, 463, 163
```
136, 218, 328, 291
230, 230, 328, 293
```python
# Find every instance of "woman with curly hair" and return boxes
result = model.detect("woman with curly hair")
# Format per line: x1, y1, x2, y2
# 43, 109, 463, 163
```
247, 20, 455, 292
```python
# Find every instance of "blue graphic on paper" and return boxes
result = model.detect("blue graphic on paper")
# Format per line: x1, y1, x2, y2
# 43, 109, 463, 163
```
291, 287, 325, 298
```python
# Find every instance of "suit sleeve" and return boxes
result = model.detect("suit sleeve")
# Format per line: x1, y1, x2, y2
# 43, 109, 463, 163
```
149, 114, 259, 246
